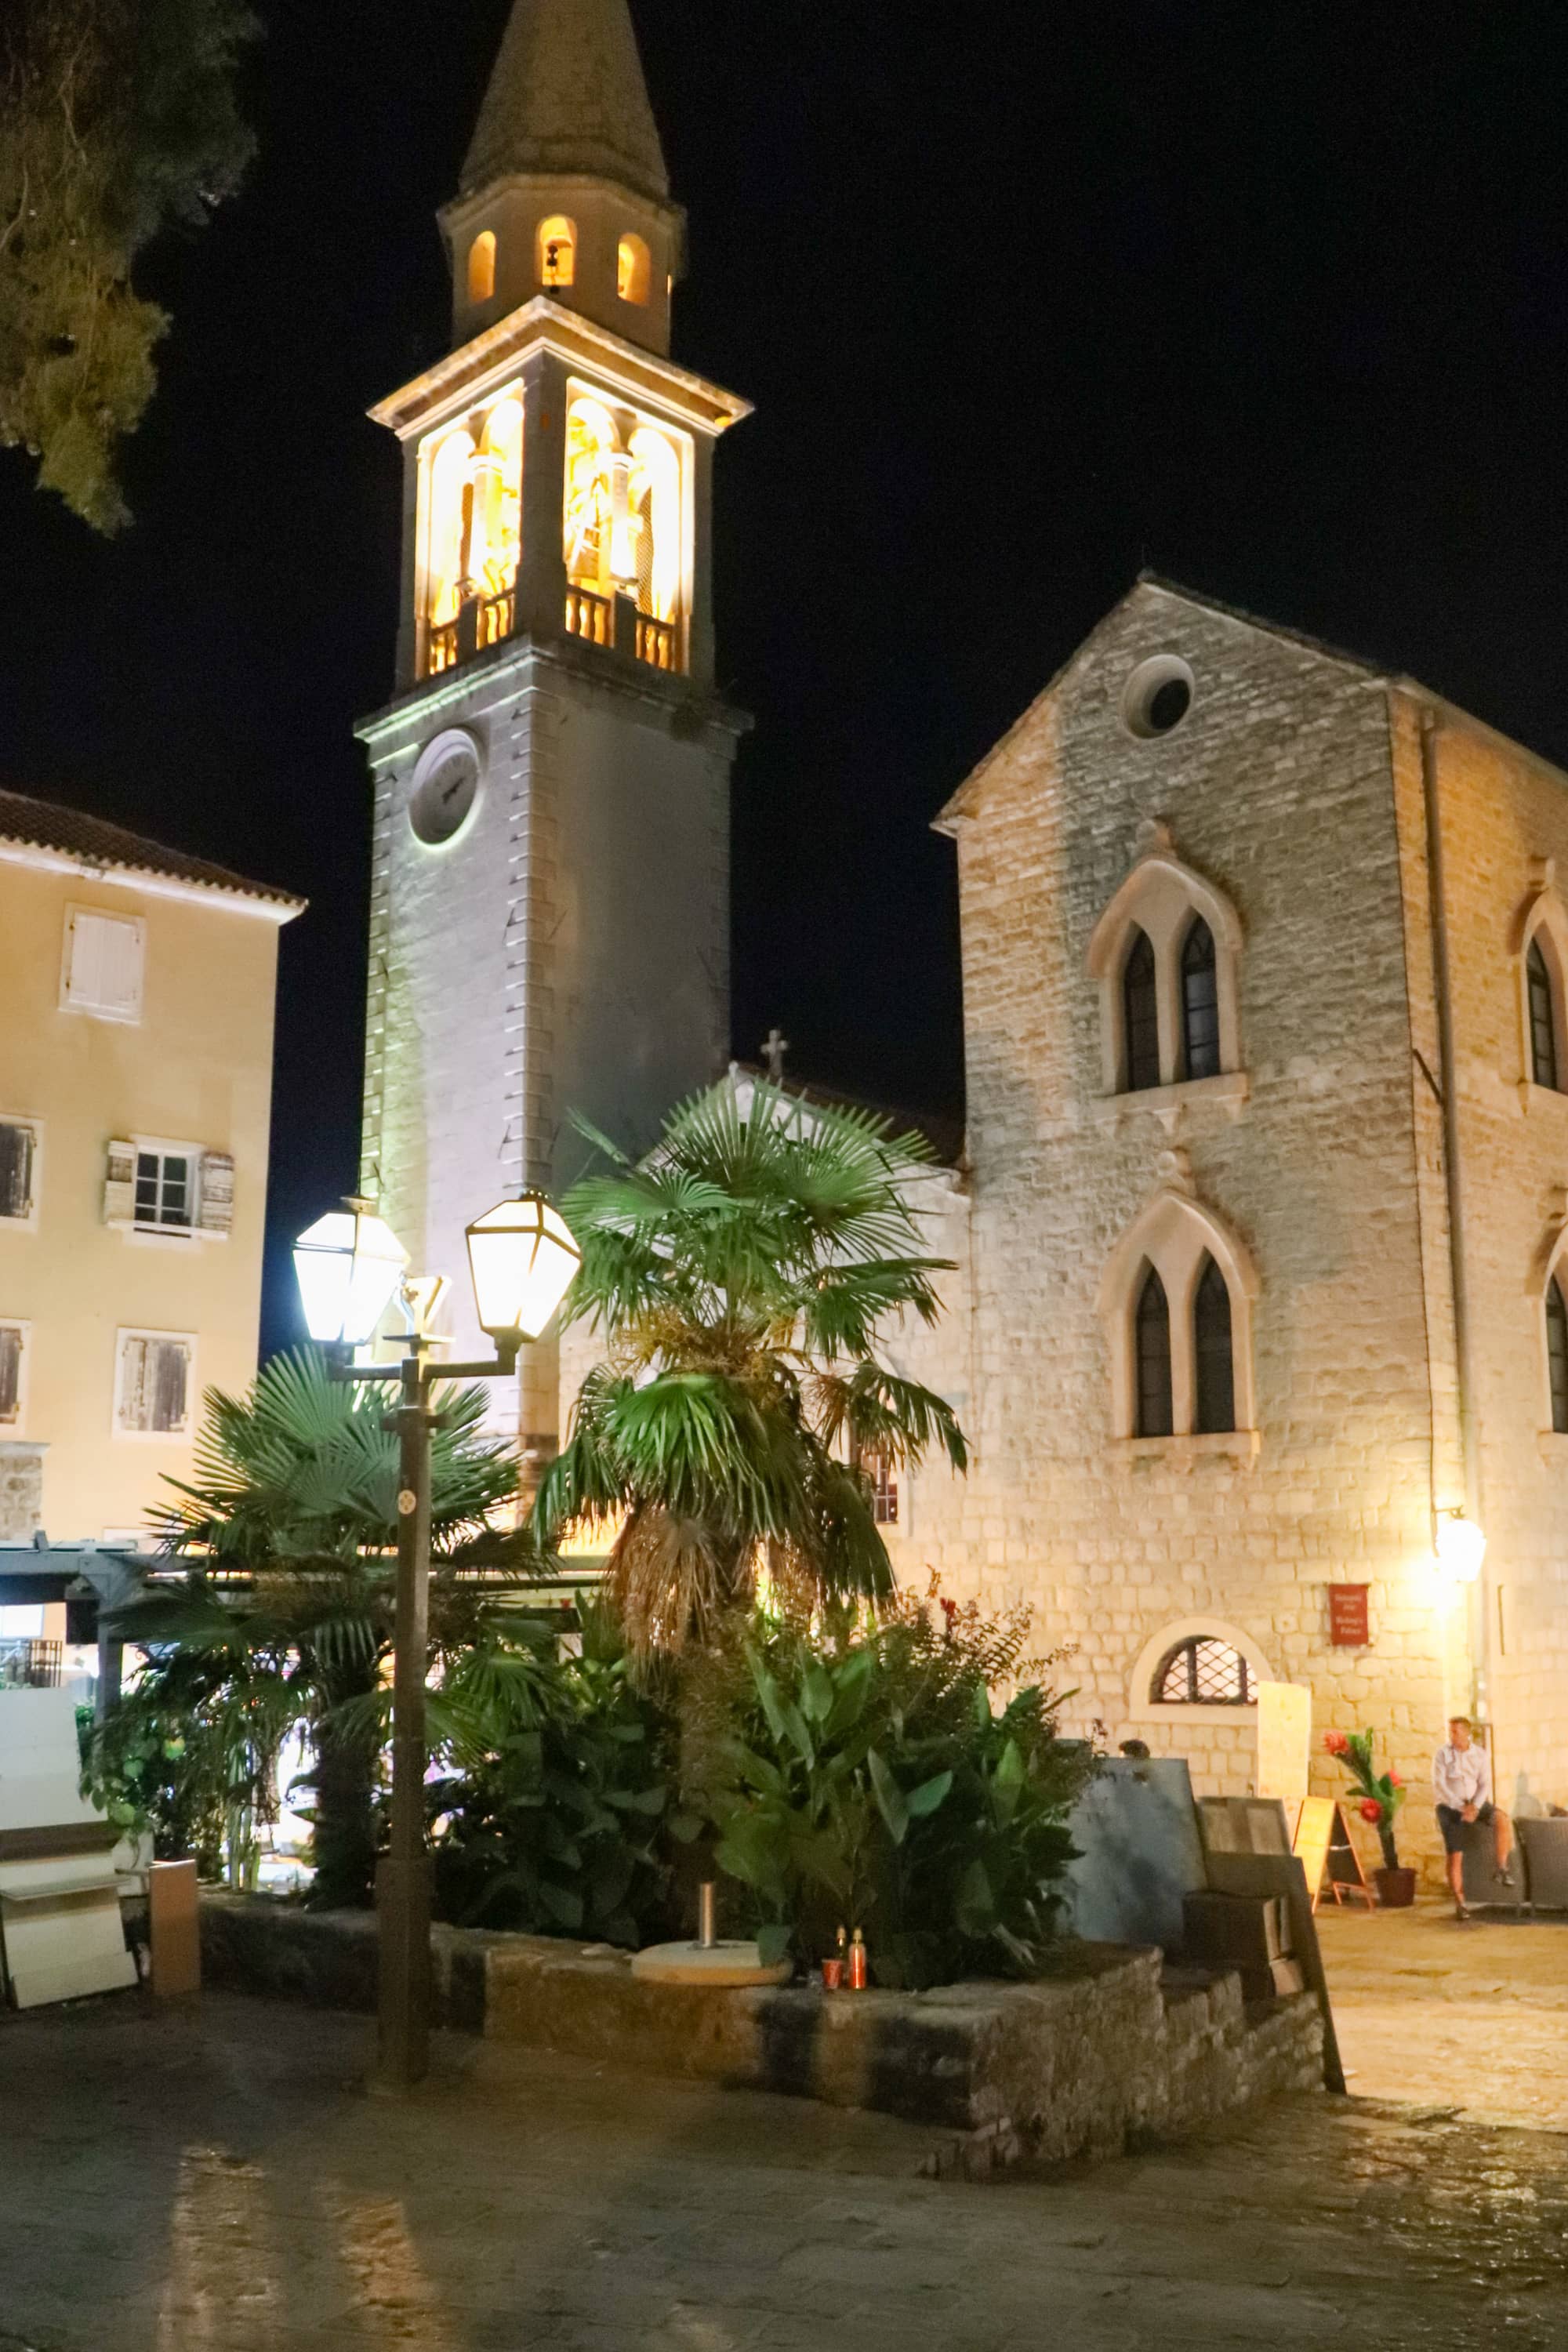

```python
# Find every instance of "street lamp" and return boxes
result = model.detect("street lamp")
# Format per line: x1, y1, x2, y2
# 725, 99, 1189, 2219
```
293, 1188, 579, 2092
292, 1199, 408, 1348
1436, 1510, 1486, 1584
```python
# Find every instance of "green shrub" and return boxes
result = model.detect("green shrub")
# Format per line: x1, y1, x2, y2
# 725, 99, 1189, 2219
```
78, 1646, 297, 1882
427, 1609, 675, 1947
710, 1595, 1092, 1986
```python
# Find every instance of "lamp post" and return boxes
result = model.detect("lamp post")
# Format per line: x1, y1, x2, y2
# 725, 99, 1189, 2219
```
292, 1190, 579, 2091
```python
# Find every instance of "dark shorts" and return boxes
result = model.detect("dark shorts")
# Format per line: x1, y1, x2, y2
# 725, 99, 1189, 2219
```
1437, 1800, 1494, 1853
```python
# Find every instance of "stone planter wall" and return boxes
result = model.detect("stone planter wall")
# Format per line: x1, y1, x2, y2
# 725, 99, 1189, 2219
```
200, 1896, 1324, 2175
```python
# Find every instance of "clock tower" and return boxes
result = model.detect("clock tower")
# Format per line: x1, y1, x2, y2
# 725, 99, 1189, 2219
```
357, 0, 749, 1452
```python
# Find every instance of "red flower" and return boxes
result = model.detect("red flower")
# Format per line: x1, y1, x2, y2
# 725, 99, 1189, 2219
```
1388, 1770, 1403, 1788
1359, 1798, 1384, 1824
1323, 1730, 1350, 1756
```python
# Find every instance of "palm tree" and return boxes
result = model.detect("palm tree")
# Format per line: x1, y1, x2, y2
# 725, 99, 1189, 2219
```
533, 1079, 969, 1657
107, 1348, 540, 1907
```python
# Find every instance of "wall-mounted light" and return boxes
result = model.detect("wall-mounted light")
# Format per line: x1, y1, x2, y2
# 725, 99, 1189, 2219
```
1436, 1510, 1486, 1583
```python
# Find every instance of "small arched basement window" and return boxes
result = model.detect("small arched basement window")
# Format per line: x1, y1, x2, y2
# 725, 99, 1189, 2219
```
1134, 1264, 1173, 1439
1122, 928, 1160, 1092
466, 230, 496, 303
1153, 1634, 1254, 1706
537, 215, 575, 287
617, 233, 651, 303
1548, 1276, 1568, 1435
1192, 1253, 1235, 1434
1528, 937, 1559, 1091
1181, 916, 1220, 1081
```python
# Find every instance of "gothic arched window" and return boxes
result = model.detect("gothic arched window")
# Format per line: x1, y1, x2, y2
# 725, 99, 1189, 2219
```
1152, 1635, 1254, 1706
1528, 938, 1559, 1091
537, 215, 575, 287
1134, 1265, 1173, 1438
1122, 928, 1160, 1092
1548, 1276, 1568, 1435
617, 233, 651, 303
1181, 916, 1220, 1081
467, 230, 496, 303
1192, 1253, 1235, 1434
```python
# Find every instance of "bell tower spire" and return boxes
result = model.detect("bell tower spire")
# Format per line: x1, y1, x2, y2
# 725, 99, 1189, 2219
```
356, 0, 750, 1450
441, 0, 684, 358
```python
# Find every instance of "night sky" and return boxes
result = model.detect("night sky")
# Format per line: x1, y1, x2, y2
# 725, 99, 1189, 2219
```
2, 3, 1566, 1354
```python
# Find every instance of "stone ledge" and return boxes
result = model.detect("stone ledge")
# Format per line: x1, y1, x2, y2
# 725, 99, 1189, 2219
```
200, 1895, 1324, 2172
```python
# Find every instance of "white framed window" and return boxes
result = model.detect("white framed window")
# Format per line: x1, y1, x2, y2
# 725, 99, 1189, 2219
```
103, 1140, 234, 1239
134, 1145, 195, 1231
869, 1453, 900, 1529
61, 906, 144, 1024
0, 1319, 29, 1430
0, 1119, 40, 1228
114, 1328, 194, 1439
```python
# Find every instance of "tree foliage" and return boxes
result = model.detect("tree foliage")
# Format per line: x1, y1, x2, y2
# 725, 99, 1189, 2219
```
535, 1082, 970, 1656
709, 1592, 1091, 1985
0, 0, 256, 531
98, 1348, 546, 1906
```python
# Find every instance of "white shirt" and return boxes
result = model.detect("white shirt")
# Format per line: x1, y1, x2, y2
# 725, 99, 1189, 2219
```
1433, 1741, 1490, 1810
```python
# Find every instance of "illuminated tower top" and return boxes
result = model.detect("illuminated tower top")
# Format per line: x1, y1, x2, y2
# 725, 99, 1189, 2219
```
441, 0, 684, 359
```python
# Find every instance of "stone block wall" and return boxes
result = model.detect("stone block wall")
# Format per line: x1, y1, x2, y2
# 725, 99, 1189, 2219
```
361, 637, 735, 1446
199, 1897, 1324, 2174
1399, 704, 1568, 1814
894, 586, 1478, 1870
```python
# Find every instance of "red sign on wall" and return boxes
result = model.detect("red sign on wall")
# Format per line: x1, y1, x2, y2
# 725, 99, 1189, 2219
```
1328, 1584, 1370, 1646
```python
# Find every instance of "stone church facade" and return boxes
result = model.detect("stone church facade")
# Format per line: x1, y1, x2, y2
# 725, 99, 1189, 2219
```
359, 5, 1568, 1849
882, 577, 1568, 1844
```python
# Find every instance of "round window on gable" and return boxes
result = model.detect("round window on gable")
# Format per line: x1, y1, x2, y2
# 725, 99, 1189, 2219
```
408, 729, 482, 848
1122, 654, 1195, 741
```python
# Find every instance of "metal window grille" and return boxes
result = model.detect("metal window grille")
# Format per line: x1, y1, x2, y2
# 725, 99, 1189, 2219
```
1528, 938, 1559, 1091
134, 1149, 193, 1230
0, 1123, 34, 1220
1181, 916, 1221, 1081
1134, 1265, 1173, 1438
1155, 1635, 1252, 1706
1192, 1254, 1236, 1434
1549, 1278, 1568, 1435
1122, 929, 1160, 1091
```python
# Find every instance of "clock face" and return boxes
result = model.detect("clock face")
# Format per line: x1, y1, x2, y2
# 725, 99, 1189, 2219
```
408, 731, 481, 845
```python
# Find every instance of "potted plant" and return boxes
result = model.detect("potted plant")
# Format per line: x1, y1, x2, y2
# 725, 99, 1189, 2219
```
1323, 1729, 1414, 1906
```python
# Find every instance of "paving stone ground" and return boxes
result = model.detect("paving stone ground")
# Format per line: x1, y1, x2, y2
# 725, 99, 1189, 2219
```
1318, 1896, 1568, 2128
2, 1976, 1566, 2352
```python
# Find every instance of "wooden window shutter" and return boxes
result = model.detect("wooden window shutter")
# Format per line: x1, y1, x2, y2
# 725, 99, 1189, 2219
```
0, 1327, 21, 1423
64, 909, 143, 1020
198, 1151, 235, 1235
152, 1339, 189, 1433
0, 1123, 34, 1220
103, 1139, 136, 1225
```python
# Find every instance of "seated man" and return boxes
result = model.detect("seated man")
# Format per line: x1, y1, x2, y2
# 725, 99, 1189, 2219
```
1433, 1715, 1515, 1920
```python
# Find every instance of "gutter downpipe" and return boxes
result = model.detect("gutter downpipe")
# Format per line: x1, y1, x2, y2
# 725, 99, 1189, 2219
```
1419, 705, 1490, 1725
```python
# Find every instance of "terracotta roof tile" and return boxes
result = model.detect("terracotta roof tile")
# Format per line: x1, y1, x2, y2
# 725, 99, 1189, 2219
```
0, 789, 304, 913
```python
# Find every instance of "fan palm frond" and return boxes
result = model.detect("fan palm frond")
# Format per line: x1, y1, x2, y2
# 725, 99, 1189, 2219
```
543, 1073, 970, 1656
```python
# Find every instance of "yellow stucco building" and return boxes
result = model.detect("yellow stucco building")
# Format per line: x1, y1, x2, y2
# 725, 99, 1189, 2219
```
0, 790, 301, 1553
